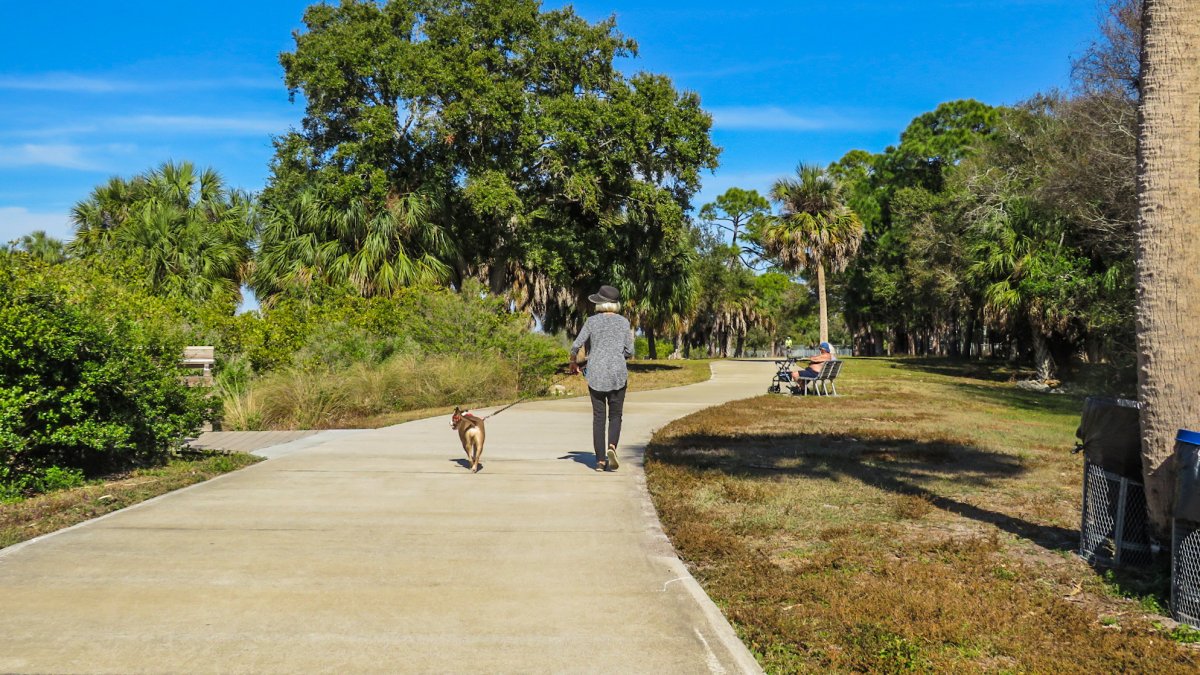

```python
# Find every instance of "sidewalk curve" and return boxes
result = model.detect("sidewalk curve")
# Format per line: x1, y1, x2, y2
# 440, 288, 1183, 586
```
0, 360, 771, 674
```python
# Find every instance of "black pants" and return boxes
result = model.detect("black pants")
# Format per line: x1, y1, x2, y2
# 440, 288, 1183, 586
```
588, 386, 627, 462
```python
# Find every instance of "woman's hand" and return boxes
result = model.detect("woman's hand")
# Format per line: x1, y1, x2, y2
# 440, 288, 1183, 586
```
568, 362, 580, 375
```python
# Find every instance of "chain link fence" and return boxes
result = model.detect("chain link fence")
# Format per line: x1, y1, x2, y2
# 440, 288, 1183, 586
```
1079, 460, 1153, 567
1173, 520, 1200, 627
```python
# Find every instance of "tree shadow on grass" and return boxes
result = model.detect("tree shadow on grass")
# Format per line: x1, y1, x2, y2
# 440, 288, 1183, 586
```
627, 362, 681, 373
898, 357, 1136, 403
889, 357, 1028, 384
942, 382, 1086, 418
651, 431, 1078, 553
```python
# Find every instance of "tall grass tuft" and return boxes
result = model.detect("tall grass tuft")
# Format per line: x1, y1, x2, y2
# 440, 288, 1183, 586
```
221, 353, 524, 430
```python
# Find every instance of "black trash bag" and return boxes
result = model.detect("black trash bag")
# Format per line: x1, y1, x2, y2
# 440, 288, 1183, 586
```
1175, 431, 1200, 522
1076, 396, 1142, 480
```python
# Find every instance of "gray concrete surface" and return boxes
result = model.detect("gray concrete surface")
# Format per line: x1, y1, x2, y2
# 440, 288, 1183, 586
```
187, 430, 322, 454
0, 361, 771, 674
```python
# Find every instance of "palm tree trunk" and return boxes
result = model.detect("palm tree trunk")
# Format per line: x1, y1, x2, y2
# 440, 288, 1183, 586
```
488, 260, 507, 295
816, 262, 829, 344
1031, 329, 1056, 382
1135, 0, 1200, 538
646, 326, 658, 360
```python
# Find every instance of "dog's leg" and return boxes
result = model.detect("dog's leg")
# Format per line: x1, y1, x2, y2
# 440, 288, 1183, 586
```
468, 431, 483, 473
470, 432, 484, 470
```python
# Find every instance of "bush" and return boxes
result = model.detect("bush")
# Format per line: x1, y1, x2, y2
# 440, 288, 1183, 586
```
634, 336, 675, 359
0, 465, 86, 502
214, 280, 566, 429
0, 258, 210, 495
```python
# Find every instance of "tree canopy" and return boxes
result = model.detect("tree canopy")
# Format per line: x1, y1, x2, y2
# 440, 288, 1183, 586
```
266, 0, 720, 316
68, 161, 254, 306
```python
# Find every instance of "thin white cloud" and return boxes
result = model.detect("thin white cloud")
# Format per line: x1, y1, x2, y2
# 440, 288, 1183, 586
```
709, 106, 865, 132
109, 115, 293, 135
0, 74, 130, 93
0, 144, 98, 170
1, 124, 102, 139
4, 114, 295, 139
0, 207, 73, 242
0, 73, 277, 93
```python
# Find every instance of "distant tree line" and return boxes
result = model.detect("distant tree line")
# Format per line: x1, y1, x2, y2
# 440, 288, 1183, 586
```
4, 0, 1143, 384
751, 0, 1140, 382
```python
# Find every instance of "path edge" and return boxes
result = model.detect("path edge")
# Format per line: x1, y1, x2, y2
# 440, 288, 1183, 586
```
630, 363, 765, 675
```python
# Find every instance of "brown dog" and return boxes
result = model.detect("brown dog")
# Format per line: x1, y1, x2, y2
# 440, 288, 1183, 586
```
450, 406, 486, 473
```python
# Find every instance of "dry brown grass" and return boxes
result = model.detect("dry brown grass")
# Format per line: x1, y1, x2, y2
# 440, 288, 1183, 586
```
0, 452, 262, 550
232, 358, 714, 430
646, 357, 1199, 673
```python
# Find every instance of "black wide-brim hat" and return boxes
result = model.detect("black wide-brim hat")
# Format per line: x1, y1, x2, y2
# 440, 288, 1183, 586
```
588, 284, 620, 304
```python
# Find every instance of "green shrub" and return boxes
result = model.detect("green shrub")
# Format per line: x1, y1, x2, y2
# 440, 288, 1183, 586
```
0, 465, 87, 502
0, 258, 210, 495
634, 336, 675, 359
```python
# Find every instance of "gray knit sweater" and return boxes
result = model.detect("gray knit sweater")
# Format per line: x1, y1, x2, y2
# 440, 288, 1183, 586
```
570, 312, 634, 392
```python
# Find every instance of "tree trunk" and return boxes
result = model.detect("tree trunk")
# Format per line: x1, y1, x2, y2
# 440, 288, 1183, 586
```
1135, 0, 1200, 539
646, 326, 658, 360
670, 332, 683, 359
816, 262, 829, 344
734, 333, 745, 358
1031, 329, 1057, 382
488, 260, 507, 295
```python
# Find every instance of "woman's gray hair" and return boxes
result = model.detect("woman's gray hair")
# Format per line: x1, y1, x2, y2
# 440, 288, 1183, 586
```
594, 301, 621, 313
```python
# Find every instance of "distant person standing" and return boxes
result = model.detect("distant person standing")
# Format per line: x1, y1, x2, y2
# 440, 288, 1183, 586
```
569, 285, 634, 472
784, 336, 793, 356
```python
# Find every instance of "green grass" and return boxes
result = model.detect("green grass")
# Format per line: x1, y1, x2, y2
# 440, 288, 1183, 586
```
645, 356, 1198, 673
0, 451, 262, 550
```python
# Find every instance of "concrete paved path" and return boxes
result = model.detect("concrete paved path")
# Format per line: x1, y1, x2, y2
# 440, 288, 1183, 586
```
0, 361, 771, 674
187, 430, 321, 454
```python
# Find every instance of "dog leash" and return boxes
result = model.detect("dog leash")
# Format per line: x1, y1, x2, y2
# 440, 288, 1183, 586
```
480, 372, 576, 421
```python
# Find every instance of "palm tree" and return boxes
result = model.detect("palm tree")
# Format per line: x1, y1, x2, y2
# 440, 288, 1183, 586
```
68, 162, 253, 304
8, 230, 67, 264
253, 189, 453, 305
612, 238, 699, 360
965, 198, 1078, 381
1133, 0, 1200, 538
762, 164, 864, 344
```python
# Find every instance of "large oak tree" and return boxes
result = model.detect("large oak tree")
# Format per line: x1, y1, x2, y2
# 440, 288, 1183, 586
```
265, 0, 719, 316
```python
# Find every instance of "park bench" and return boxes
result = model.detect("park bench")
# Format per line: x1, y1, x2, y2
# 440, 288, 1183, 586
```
181, 346, 215, 387
793, 359, 843, 396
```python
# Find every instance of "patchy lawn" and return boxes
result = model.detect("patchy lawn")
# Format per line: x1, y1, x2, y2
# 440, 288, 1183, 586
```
646, 357, 1198, 673
1, 451, 262, 550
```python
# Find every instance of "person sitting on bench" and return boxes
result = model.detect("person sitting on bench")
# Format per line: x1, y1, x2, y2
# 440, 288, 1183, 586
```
791, 342, 835, 391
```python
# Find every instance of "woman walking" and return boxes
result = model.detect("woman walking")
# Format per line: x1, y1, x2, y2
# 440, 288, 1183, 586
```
569, 285, 634, 472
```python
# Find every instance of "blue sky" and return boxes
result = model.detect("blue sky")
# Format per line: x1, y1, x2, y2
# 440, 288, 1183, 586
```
1, 0, 1101, 244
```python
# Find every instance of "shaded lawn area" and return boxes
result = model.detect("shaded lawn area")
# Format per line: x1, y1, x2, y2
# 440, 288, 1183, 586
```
646, 356, 1198, 673
1, 452, 262, 550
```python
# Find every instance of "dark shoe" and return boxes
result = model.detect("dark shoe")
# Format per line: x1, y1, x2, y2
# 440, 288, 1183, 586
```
606, 445, 619, 471
595, 459, 607, 472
